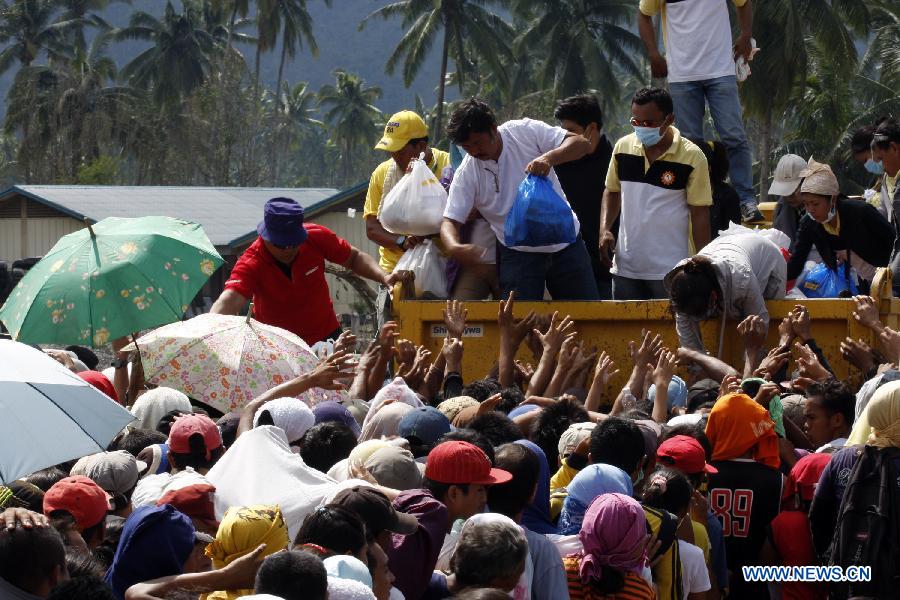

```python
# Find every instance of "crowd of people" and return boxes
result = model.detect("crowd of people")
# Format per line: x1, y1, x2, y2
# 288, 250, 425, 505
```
4, 0, 900, 598
3, 288, 900, 600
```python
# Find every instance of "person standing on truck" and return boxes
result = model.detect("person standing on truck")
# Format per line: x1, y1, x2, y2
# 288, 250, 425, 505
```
210, 197, 398, 345
665, 233, 786, 352
553, 94, 615, 299
599, 87, 712, 300
637, 0, 762, 223
440, 98, 599, 301
364, 111, 453, 324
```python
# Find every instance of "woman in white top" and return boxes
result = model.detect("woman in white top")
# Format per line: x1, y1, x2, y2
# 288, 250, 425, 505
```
664, 233, 786, 351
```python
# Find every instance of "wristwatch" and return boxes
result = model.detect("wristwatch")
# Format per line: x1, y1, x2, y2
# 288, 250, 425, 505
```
395, 235, 407, 250
111, 357, 128, 369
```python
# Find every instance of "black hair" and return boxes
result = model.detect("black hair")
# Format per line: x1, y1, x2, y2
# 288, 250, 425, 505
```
668, 256, 722, 318
294, 505, 367, 557
462, 378, 502, 402
299, 422, 357, 473
24, 467, 67, 492
156, 409, 189, 436
47, 575, 116, 600
589, 417, 646, 475
93, 517, 124, 571
468, 412, 523, 448
447, 98, 498, 144
642, 467, 693, 516
487, 444, 539, 518
554, 94, 604, 130
65, 549, 105, 579
64, 345, 99, 370
168, 433, 225, 472
255, 550, 328, 600
496, 387, 525, 415
438, 429, 496, 464
422, 476, 471, 504
109, 428, 167, 457
691, 138, 730, 183
48, 510, 105, 546
873, 118, 900, 149
660, 423, 713, 460
530, 397, 590, 464
806, 380, 855, 427
632, 87, 673, 116
0, 525, 66, 594
451, 520, 528, 590
216, 414, 241, 449
850, 126, 875, 154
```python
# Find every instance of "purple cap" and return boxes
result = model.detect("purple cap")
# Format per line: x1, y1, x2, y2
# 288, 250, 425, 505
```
312, 401, 361, 438
398, 406, 451, 446
257, 198, 308, 247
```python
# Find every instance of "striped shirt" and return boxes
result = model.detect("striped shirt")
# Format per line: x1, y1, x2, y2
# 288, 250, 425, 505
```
564, 556, 657, 600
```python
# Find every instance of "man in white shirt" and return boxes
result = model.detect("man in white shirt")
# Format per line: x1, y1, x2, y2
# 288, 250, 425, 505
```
440, 99, 599, 300
638, 0, 762, 223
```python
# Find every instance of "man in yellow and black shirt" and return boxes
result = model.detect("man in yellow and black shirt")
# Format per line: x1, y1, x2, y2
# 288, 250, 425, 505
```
599, 87, 712, 300
365, 111, 451, 325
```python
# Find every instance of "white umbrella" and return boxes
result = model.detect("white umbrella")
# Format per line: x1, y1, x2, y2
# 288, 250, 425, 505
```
0, 340, 136, 484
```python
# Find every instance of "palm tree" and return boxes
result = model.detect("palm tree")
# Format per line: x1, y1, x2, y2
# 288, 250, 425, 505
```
317, 69, 382, 185
361, 0, 513, 142
112, 0, 223, 108
510, 0, 644, 100
270, 80, 322, 183
55, 0, 123, 52
740, 0, 867, 200
0, 0, 76, 75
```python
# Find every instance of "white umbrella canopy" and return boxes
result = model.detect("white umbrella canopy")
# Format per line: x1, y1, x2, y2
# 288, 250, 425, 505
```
0, 340, 136, 484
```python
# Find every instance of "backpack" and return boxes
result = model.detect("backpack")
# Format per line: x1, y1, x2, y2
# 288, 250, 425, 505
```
828, 445, 900, 598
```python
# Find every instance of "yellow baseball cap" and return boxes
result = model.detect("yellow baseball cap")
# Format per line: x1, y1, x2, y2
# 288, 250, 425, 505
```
375, 111, 429, 152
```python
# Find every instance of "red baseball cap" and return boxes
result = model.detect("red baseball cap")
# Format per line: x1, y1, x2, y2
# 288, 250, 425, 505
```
657, 435, 718, 475
425, 441, 512, 485
43, 475, 113, 530
168, 414, 223, 460
158, 483, 219, 534
785, 452, 831, 502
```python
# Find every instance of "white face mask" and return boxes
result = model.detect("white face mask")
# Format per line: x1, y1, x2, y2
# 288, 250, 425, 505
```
814, 196, 837, 223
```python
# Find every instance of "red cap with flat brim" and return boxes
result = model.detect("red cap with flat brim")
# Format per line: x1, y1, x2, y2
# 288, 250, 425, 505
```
425, 440, 512, 485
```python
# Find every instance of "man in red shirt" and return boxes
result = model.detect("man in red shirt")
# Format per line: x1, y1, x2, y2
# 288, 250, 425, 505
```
211, 197, 397, 344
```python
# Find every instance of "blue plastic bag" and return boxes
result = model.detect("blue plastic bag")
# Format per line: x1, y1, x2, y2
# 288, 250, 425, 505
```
503, 174, 577, 247
798, 263, 858, 298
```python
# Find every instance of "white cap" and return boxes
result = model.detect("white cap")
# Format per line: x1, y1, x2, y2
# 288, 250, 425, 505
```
557, 422, 596, 458
769, 154, 808, 197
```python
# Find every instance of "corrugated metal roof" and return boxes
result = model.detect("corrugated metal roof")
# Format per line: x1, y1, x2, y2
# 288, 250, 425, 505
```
1, 185, 341, 247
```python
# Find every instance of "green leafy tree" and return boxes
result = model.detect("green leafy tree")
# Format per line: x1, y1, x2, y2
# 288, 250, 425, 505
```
112, 0, 224, 107
317, 69, 382, 185
0, 0, 75, 74
510, 0, 644, 100
361, 0, 513, 142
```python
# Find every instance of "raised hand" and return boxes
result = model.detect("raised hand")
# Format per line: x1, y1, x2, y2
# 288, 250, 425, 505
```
852, 295, 882, 330
878, 326, 900, 365
307, 350, 356, 390
753, 381, 781, 408
755, 346, 791, 381
789, 304, 812, 342
629, 329, 663, 368
737, 314, 767, 351
537, 311, 576, 356
442, 337, 464, 371
498, 291, 537, 348
396, 339, 416, 369
477, 392, 503, 415
333, 330, 358, 355
720, 374, 741, 396
840, 337, 877, 373
593, 351, 619, 387
794, 341, 830, 381
443, 299, 468, 340
651, 350, 677, 388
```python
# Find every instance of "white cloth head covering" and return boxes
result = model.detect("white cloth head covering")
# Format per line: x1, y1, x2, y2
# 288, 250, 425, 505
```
129, 387, 192, 430
364, 379, 422, 426
206, 425, 338, 540
326, 577, 377, 600
359, 402, 416, 442
130, 466, 211, 508
253, 397, 316, 443
323, 555, 373, 588
799, 157, 840, 196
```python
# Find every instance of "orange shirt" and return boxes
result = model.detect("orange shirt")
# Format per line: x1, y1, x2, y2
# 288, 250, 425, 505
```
564, 556, 656, 600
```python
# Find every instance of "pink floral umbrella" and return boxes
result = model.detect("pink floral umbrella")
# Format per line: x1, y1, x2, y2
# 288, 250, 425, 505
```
130, 313, 347, 413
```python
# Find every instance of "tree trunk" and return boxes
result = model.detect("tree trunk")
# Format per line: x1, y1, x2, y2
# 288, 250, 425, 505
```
269, 41, 289, 185
434, 28, 450, 144
275, 41, 287, 105
758, 104, 772, 204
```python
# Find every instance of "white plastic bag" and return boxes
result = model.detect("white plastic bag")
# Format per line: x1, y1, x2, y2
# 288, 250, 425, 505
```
379, 157, 447, 236
393, 239, 448, 299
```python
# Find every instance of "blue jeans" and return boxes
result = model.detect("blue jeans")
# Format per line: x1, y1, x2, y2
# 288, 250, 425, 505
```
669, 75, 756, 208
498, 236, 600, 301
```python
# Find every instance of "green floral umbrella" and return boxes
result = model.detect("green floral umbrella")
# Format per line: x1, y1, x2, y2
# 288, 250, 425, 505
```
0, 216, 223, 347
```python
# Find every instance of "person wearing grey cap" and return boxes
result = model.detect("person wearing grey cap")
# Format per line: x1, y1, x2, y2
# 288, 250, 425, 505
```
785, 158, 893, 288
70, 451, 144, 517
770, 154, 808, 247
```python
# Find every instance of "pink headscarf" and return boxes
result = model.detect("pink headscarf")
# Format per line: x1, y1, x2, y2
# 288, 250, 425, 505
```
577, 492, 648, 584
